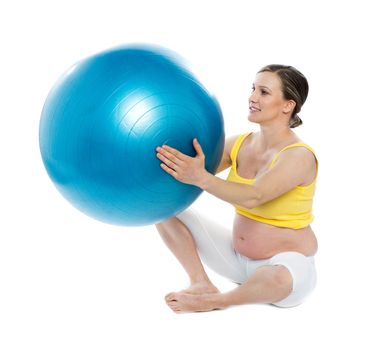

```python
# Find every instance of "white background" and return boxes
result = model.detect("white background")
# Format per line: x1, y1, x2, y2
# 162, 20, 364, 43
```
1, 0, 391, 349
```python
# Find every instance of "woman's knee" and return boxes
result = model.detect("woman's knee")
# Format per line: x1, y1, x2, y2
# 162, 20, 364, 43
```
156, 216, 179, 228
251, 265, 293, 290
272, 265, 293, 293
248, 265, 293, 303
155, 217, 183, 239
268, 253, 317, 307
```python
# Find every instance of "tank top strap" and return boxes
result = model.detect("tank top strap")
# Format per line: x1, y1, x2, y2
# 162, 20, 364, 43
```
230, 132, 253, 168
268, 143, 317, 169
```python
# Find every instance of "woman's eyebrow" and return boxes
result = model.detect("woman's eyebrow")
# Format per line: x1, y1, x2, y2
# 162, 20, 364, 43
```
253, 84, 272, 92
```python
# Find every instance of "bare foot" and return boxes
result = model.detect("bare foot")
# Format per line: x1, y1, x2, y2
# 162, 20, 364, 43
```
165, 280, 219, 306
180, 280, 220, 295
165, 292, 225, 313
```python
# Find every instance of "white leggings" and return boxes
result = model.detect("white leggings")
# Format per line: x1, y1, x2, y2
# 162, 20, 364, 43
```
176, 208, 317, 308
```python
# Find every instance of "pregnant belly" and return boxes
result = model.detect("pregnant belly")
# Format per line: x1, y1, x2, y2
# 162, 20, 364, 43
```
232, 213, 318, 259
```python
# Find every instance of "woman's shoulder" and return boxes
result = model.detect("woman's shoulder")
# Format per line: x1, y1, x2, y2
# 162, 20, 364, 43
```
279, 139, 316, 158
271, 141, 318, 182
214, 133, 246, 174
225, 132, 251, 158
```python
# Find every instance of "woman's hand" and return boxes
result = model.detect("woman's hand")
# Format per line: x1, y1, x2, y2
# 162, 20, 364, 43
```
156, 138, 209, 187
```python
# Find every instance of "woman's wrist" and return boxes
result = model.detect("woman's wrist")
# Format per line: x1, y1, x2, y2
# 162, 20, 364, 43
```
197, 170, 215, 190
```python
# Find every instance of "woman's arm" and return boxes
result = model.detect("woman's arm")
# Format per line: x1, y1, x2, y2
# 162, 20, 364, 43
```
200, 147, 316, 208
198, 173, 260, 208
156, 139, 316, 209
214, 134, 239, 175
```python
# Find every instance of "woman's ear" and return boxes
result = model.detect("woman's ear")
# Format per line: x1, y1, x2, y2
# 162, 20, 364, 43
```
283, 100, 296, 115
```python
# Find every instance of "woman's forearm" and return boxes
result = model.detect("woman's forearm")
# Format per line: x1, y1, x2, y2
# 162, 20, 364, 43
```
156, 141, 261, 208
198, 171, 261, 209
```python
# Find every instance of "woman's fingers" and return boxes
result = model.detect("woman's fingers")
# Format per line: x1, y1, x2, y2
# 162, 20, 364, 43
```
156, 151, 179, 170
193, 138, 205, 158
161, 145, 188, 161
160, 162, 179, 179
156, 142, 206, 185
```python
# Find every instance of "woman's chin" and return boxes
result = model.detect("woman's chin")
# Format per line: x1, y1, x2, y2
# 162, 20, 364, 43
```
248, 114, 258, 123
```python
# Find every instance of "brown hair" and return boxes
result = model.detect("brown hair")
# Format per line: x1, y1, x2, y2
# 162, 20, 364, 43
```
258, 64, 309, 128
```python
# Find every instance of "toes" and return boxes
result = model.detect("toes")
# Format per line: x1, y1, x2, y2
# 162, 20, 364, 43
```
165, 292, 177, 302
168, 301, 182, 313
166, 292, 182, 302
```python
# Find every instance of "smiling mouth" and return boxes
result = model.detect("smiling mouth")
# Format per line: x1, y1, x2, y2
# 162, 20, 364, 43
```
249, 106, 261, 112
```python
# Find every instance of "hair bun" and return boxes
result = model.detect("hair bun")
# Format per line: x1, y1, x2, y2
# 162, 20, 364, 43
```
289, 114, 303, 128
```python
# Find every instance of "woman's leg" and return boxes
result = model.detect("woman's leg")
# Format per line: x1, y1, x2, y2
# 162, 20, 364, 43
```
156, 208, 247, 294
166, 252, 316, 312
156, 216, 218, 293
166, 265, 293, 313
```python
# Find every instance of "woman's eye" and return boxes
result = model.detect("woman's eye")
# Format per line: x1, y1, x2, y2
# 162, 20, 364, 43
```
261, 90, 268, 95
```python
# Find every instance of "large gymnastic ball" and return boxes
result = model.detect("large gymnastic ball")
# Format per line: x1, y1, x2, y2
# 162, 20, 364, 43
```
39, 44, 224, 226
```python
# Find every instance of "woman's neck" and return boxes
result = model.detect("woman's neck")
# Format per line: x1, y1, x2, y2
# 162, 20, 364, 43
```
256, 124, 296, 151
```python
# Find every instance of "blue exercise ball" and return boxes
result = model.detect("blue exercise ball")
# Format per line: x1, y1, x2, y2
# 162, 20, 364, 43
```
39, 44, 224, 226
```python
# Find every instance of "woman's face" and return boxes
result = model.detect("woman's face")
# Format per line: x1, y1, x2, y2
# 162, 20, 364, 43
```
248, 71, 291, 124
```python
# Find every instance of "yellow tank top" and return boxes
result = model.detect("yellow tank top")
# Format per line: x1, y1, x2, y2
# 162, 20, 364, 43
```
226, 132, 318, 229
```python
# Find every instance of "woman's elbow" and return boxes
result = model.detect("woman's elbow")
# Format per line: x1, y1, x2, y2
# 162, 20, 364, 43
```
241, 192, 264, 209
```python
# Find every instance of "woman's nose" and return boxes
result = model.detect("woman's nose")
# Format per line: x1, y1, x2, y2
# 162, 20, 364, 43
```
249, 91, 257, 102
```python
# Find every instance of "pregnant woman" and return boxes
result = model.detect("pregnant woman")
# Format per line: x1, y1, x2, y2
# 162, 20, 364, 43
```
155, 64, 318, 313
